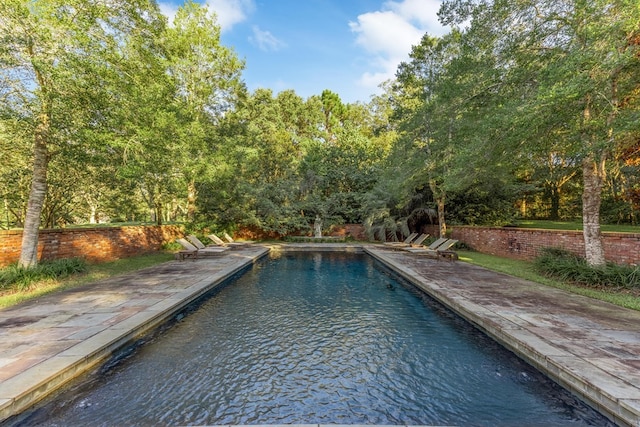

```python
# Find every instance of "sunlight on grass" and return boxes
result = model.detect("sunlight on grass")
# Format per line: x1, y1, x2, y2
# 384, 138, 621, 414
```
458, 250, 640, 312
0, 253, 174, 309
514, 220, 640, 233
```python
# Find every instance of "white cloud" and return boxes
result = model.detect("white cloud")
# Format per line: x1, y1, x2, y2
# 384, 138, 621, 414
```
157, 2, 180, 25
349, 0, 447, 92
350, 11, 424, 58
358, 70, 392, 89
385, 0, 444, 30
205, 0, 255, 31
158, 0, 254, 30
249, 26, 286, 52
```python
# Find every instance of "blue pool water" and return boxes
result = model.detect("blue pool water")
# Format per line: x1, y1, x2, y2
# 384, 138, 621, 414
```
20, 252, 610, 426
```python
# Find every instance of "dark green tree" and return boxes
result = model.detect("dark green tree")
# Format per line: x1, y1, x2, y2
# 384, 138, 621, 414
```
0, 0, 168, 266
440, 0, 640, 264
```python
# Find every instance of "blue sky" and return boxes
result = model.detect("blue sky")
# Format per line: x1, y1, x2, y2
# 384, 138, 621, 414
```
159, 0, 448, 104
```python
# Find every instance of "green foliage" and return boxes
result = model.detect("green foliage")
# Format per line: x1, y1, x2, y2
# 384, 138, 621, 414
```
284, 236, 347, 243
600, 191, 640, 225
534, 248, 640, 289
0, 0, 246, 261
2, 0, 639, 256
162, 241, 184, 252
372, 0, 640, 262
0, 258, 87, 292
441, 0, 639, 265
194, 89, 389, 235
446, 177, 519, 225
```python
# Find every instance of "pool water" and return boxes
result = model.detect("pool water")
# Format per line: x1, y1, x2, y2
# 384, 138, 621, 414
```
20, 252, 611, 426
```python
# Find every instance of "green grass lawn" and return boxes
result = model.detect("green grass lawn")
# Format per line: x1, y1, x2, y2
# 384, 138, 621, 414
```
514, 220, 640, 233
458, 250, 640, 311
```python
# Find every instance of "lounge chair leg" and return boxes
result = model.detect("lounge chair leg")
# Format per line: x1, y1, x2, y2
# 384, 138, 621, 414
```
175, 251, 197, 261
439, 251, 458, 261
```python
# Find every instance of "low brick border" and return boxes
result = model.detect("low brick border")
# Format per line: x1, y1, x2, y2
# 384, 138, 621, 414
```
0, 225, 183, 267
422, 225, 640, 266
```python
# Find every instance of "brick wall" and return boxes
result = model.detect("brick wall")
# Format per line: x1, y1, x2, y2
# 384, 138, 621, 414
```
328, 224, 367, 240
423, 225, 640, 266
0, 225, 183, 267
5, 223, 635, 266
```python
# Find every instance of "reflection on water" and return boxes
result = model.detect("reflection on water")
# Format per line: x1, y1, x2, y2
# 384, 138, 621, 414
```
17, 252, 612, 426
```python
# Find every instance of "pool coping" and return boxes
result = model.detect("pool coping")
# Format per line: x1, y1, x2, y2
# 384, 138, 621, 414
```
200, 425, 443, 427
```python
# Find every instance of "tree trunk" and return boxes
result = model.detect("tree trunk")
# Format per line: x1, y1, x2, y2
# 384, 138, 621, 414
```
519, 197, 527, 218
429, 179, 447, 238
549, 186, 560, 220
187, 180, 197, 221
582, 154, 606, 266
89, 202, 97, 224
18, 114, 50, 268
436, 196, 446, 238
155, 201, 163, 226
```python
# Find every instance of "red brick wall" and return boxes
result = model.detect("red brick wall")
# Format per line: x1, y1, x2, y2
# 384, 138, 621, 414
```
328, 224, 367, 240
0, 225, 183, 267
424, 225, 640, 266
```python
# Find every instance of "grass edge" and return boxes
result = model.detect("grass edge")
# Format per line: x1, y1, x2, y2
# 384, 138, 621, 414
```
0, 252, 174, 309
457, 250, 640, 312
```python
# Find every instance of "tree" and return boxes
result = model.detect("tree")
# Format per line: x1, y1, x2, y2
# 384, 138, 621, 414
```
319, 89, 346, 143
607, 140, 640, 224
0, 0, 166, 266
0, 116, 32, 228
390, 33, 466, 237
164, 1, 245, 222
201, 89, 311, 235
440, 0, 640, 265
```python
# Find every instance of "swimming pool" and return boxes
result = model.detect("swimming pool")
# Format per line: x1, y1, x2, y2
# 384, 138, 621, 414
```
16, 251, 610, 426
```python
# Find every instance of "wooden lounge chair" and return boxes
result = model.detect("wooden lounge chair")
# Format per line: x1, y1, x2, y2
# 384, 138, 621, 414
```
175, 238, 227, 260
436, 240, 460, 260
384, 232, 419, 247
406, 236, 448, 251
405, 238, 459, 260
209, 233, 245, 247
223, 232, 255, 245
208, 234, 230, 246
186, 235, 229, 251
408, 233, 430, 247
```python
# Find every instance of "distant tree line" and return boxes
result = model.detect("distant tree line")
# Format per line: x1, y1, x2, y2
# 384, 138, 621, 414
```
1, 0, 638, 267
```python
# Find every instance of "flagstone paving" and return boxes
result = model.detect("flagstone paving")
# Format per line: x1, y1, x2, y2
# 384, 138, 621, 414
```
0, 243, 639, 426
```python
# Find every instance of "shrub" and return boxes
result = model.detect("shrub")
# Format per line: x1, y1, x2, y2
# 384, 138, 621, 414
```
284, 236, 347, 243
162, 241, 183, 251
534, 248, 640, 289
0, 258, 87, 292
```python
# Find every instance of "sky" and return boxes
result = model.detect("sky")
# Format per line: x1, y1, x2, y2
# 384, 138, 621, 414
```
159, 0, 449, 104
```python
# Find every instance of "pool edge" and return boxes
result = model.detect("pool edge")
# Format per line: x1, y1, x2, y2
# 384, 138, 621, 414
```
0, 247, 270, 423
365, 246, 639, 427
